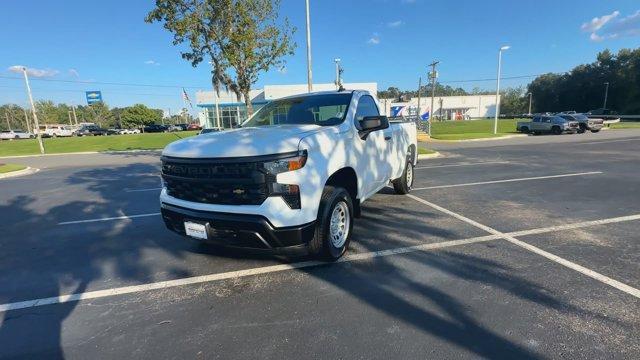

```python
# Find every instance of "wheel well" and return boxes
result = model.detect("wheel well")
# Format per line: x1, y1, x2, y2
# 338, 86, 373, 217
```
326, 167, 360, 217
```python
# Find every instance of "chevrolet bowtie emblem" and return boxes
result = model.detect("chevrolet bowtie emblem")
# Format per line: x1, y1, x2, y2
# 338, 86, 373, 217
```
233, 188, 245, 195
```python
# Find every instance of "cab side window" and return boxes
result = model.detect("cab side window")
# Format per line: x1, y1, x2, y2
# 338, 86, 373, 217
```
355, 95, 379, 122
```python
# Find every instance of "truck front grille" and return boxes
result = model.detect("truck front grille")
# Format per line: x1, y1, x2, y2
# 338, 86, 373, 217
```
161, 157, 270, 205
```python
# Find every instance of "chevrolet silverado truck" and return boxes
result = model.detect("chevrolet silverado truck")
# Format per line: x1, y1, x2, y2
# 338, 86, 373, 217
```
517, 115, 579, 135
159, 90, 418, 260
558, 113, 603, 133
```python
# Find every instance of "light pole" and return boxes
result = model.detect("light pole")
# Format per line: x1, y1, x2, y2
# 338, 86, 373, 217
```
603, 82, 610, 109
334, 58, 341, 90
494, 45, 510, 134
305, 0, 313, 92
208, 61, 222, 128
527, 92, 533, 115
21, 67, 45, 154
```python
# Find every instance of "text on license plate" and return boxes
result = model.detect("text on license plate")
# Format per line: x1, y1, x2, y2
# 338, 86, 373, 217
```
184, 221, 208, 239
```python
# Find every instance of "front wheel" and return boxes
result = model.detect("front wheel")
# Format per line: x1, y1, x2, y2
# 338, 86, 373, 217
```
591, 129, 601, 133
392, 160, 414, 194
308, 186, 354, 261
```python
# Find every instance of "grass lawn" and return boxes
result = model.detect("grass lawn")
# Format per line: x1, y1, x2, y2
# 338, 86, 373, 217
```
418, 147, 436, 155
0, 131, 199, 157
429, 119, 521, 140
0, 163, 27, 174
608, 121, 640, 129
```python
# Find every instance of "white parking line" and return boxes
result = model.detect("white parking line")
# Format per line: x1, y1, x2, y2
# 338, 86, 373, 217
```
412, 171, 602, 191
4, 212, 639, 312
124, 187, 162, 192
415, 161, 510, 170
406, 194, 640, 299
58, 213, 160, 225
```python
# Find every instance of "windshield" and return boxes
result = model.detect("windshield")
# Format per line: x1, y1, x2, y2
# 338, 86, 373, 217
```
242, 93, 352, 128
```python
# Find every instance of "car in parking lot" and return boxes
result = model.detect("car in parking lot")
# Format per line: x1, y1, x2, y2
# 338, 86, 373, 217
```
160, 90, 418, 260
517, 115, 579, 135
558, 113, 603, 133
0, 130, 34, 140
39, 124, 76, 137
186, 123, 202, 131
167, 125, 183, 132
76, 125, 109, 136
143, 124, 168, 133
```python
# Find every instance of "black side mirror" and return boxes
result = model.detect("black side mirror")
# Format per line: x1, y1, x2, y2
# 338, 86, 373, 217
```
358, 116, 389, 139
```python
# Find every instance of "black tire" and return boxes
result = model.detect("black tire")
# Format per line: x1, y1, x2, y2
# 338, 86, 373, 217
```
577, 124, 587, 134
392, 160, 414, 194
552, 126, 562, 135
521, 126, 529, 134
308, 186, 354, 261
14, 135, 19, 139
591, 129, 601, 133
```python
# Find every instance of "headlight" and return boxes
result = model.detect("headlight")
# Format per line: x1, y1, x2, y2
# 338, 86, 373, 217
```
263, 151, 307, 175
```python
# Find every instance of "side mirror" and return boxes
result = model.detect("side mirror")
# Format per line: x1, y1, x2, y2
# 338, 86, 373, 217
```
358, 116, 389, 139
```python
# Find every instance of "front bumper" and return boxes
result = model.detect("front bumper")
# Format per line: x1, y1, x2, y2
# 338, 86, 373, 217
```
160, 203, 316, 251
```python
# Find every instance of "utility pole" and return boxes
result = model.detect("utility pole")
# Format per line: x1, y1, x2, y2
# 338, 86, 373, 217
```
71, 105, 78, 125
68, 110, 73, 124
428, 60, 439, 137
416, 76, 422, 124
22, 67, 45, 154
305, 0, 313, 92
5, 112, 10, 131
528, 92, 533, 115
334, 58, 341, 90
23, 106, 31, 133
603, 82, 610, 109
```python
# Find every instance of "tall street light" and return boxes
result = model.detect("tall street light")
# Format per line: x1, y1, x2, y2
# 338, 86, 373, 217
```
527, 92, 533, 115
305, 0, 313, 92
603, 82, 610, 109
494, 45, 510, 134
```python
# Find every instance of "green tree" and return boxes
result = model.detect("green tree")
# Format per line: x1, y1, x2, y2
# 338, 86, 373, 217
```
146, 0, 296, 115
119, 104, 162, 128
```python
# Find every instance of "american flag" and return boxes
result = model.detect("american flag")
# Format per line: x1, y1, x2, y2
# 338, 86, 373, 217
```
182, 88, 193, 109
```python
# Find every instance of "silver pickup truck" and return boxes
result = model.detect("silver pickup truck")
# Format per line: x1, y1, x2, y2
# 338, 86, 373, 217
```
558, 113, 603, 133
517, 115, 579, 135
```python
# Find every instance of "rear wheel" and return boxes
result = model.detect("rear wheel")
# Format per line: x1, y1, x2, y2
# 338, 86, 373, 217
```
308, 186, 354, 261
520, 126, 530, 134
392, 159, 414, 194
591, 129, 601, 133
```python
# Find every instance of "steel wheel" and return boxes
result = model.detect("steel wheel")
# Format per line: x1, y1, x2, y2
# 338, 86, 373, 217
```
329, 201, 350, 248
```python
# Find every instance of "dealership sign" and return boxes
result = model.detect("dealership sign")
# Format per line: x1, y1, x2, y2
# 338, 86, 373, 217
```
85, 91, 103, 105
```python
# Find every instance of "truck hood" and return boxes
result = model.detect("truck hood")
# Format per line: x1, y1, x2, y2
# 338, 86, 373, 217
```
162, 124, 322, 158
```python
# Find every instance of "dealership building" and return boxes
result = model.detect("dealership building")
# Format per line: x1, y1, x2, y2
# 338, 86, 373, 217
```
195, 83, 499, 128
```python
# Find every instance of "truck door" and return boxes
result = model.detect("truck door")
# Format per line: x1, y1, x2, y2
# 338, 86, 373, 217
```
355, 95, 391, 197
531, 116, 542, 131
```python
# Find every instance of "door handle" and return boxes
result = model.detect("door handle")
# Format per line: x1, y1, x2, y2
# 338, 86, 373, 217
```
384, 136, 392, 141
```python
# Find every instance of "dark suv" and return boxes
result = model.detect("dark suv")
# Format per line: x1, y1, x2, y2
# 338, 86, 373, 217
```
77, 125, 108, 136
143, 124, 168, 133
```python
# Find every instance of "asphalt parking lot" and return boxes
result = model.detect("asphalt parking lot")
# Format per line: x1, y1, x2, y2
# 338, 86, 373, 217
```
0, 130, 639, 359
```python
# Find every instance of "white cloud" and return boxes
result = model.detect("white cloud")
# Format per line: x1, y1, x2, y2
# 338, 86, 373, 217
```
7, 65, 59, 77
144, 60, 160, 66
387, 20, 403, 28
367, 33, 380, 45
68, 68, 80, 77
581, 11, 619, 32
582, 10, 640, 41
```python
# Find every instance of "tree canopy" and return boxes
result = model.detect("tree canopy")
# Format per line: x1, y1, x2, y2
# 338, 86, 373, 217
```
146, 0, 296, 115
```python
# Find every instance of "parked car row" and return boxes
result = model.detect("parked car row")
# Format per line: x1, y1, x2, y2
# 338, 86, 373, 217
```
516, 112, 603, 135
0, 130, 34, 140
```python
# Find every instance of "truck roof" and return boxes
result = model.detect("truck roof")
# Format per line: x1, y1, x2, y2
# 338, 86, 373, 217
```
275, 89, 370, 101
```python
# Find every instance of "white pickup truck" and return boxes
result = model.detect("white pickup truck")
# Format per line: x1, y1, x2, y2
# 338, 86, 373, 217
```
160, 90, 417, 260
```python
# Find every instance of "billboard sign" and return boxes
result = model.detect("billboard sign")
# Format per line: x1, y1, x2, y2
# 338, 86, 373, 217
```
85, 91, 103, 105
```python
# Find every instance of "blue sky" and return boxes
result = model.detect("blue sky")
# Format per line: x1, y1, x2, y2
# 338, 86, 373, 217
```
1, 0, 639, 113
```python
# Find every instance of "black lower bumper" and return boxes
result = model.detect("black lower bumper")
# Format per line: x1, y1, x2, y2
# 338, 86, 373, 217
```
161, 203, 316, 251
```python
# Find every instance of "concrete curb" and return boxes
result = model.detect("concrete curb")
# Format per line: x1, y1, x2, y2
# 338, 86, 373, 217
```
418, 151, 442, 160
0, 166, 40, 180
429, 134, 528, 143
0, 149, 161, 160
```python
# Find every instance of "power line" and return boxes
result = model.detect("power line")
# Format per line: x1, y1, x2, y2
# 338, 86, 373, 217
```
0, 75, 208, 89
439, 74, 542, 84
